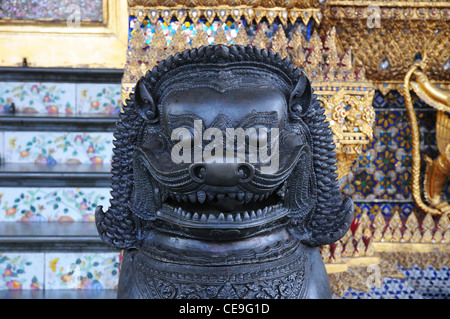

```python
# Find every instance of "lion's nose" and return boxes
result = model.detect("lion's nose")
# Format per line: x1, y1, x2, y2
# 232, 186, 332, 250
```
189, 162, 255, 186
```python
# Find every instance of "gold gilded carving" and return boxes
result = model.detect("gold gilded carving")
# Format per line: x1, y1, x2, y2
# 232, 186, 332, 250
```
251, 22, 270, 49
404, 59, 450, 216
323, 2, 450, 88
233, 24, 250, 46
128, 0, 321, 8
168, 25, 191, 56
192, 26, 210, 48
319, 88, 375, 181
128, 5, 323, 28
271, 26, 289, 59
213, 25, 229, 45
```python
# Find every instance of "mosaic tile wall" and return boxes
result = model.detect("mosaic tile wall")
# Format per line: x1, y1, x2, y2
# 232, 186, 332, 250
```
336, 264, 450, 299
0, 0, 104, 23
0, 82, 121, 115
341, 90, 444, 220
129, 17, 306, 48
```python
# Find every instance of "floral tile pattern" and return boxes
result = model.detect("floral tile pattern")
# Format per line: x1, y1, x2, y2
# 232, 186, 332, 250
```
76, 83, 122, 116
0, 82, 122, 115
3, 131, 114, 165
0, 253, 44, 291
0, 187, 111, 222
0, 82, 76, 115
0, 252, 121, 291
45, 253, 120, 290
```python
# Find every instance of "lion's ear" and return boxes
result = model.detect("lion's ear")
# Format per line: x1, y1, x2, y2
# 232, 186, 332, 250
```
289, 71, 312, 119
135, 79, 158, 123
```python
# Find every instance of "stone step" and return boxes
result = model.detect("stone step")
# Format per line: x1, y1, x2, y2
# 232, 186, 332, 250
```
0, 67, 123, 84
0, 289, 117, 299
0, 113, 118, 132
0, 222, 115, 252
0, 163, 111, 187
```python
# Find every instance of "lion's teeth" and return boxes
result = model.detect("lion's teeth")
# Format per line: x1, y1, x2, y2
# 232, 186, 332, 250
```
227, 214, 234, 222
192, 212, 199, 221
218, 213, 225, 221
237, 192, 245, 201
216, 193, 225, 201
243, 211, 250, 221
201, 214, 208, 222
244, 193, 253, 203
208, 214, 216, 222
256, 209, 262, 217
206, 192, 215, 201
227, 192, 236, 199
250, 210, 257, 219
197, 191, 206, 204
235, 213, 242, 222
188, 193, 197, 203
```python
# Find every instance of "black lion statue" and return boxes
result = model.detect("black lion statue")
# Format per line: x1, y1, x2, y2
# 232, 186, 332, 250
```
96, 44, 353, 299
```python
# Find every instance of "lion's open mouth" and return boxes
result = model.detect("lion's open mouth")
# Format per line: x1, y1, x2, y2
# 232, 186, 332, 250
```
156, 182, 289, 229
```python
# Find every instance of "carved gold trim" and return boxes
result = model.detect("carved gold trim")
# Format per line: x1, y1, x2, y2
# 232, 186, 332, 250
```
373, 242, 450, 253
128, 5, 322, 26
128, 0, 321, 9
328, 0, 450, 8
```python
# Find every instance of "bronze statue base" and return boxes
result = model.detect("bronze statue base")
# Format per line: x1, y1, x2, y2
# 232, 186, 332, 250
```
117, 227, 331, 299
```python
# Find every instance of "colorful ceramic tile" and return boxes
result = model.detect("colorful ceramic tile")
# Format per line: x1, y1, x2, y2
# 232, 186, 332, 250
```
0, 187, 110, 222
0, 82, 76, 115
342, 107, 440, 203
402, 265, 450, 299
4, 131, 114, 164
76, 83, 122, 115
0, 253, 44, 291
339, 277, 424, 299
45, 253, 120, 290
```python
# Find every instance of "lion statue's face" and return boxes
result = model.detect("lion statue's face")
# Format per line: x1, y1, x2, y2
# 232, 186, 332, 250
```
96, 45, 353, 248
133, 83, 313, 239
